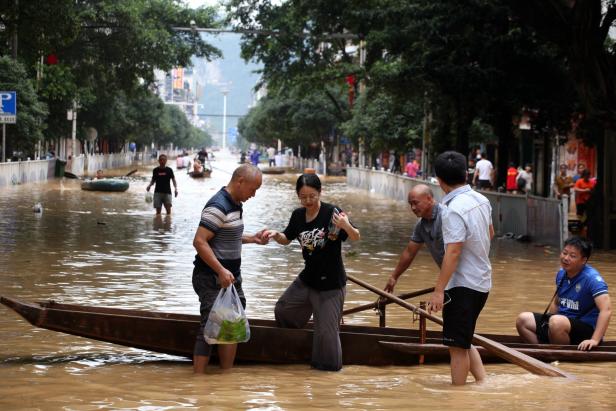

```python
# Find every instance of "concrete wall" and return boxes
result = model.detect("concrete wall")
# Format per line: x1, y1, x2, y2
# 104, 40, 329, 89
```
346, 166, 565, 247
0, 159, 55, 188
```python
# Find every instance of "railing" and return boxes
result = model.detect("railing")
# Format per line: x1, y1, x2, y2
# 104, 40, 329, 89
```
0, 159, 55, 188
346, 166, 566, 248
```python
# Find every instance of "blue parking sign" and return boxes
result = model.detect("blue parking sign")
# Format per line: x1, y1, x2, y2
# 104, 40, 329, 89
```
0, 91, 17, 124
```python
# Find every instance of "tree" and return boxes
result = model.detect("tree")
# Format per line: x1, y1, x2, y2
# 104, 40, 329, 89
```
0, 56, 48, 158
0, 0, 221, 153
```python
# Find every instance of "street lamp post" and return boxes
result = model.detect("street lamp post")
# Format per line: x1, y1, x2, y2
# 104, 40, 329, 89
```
222, 87, 228, 150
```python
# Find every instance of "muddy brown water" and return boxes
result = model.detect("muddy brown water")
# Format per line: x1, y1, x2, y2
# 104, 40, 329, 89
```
1, 153, 615, 410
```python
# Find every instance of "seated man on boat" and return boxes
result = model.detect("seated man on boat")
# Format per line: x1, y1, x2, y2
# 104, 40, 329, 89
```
95, 169, 105, 179
193, 159, 204, 174
383, 184, 444, 294
516, 236, 612, 351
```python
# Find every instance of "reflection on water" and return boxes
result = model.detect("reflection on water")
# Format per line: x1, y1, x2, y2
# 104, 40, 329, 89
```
1, 153, 616, 410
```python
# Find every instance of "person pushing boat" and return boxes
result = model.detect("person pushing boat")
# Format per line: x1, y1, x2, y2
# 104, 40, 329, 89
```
383, 184, 444, 294
191, 164, 269, 374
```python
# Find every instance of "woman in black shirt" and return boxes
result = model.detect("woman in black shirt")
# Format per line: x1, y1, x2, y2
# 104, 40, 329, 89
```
266, 173, 360, 370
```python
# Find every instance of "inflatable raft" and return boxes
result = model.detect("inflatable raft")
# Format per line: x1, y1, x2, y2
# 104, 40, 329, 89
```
81, 178, 129, 192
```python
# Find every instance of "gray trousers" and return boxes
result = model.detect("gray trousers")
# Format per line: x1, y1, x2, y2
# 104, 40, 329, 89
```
275, 277, 345, 371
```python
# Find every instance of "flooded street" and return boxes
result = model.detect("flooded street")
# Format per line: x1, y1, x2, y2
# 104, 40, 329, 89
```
1, 153, 616, 410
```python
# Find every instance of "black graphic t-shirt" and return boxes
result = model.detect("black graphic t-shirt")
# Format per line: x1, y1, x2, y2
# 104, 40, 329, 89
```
283, 202, 350, 291
152, 166, 175, 194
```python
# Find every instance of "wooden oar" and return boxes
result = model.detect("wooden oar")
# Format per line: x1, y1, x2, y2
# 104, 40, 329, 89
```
125, 169, 138, 177
342, 287, 434, 316
346, 274, 571, 378
64, 171, 79, 179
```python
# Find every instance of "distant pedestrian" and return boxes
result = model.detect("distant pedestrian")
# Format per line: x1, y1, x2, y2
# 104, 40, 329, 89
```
267, 146, 276, 166
146, 154, 178, 215
517, 164, 533, 194
554, 164, 574, 199
573, 163, 586, 183
506, 163, 518, 193
473, 153, 494, 190
250, 150, 260, 166
467, 159, 476, 186
405, 159, 419, 178
574, 169, 595, 237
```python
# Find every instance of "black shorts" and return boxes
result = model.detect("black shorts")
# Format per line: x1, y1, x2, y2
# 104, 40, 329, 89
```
192, 268, 246, 356
576, 203, 587, 217
478, 179, 492, 190
533, 313, 595, 345
442, 287, 489, 349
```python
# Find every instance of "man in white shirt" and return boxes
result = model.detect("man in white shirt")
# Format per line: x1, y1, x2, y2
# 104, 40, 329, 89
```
472, 153, 494, 190
429, 150, 494, 386
267, 146, 276, 166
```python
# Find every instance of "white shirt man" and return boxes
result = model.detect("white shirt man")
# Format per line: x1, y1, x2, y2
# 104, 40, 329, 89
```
473, 155, 493, 190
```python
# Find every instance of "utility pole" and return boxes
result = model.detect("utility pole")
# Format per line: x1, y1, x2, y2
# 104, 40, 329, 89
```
221, 85, 229, 150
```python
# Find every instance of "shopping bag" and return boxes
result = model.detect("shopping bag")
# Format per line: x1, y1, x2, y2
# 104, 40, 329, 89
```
145, 192, 153, 203
204, 284, 250, 344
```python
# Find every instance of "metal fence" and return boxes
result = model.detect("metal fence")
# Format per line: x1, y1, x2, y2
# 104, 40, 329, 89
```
0, 159, 55, 188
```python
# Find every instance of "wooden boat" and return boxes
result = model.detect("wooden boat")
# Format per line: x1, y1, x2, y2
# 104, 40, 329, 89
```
261, 166, 285, 175
2, 296, 616, 365
81, 178, 129, 192
188, 169, 212, 178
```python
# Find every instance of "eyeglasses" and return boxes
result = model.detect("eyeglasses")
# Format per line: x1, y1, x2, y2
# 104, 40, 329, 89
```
299, 194, 319, 202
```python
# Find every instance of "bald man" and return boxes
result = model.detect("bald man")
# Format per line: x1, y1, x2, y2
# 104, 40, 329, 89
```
192, 164, 269, 373
384, 184, 444, 293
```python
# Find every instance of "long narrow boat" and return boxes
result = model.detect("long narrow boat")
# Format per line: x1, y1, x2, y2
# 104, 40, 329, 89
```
188, 169, 212, 178
2, 296, 616, 365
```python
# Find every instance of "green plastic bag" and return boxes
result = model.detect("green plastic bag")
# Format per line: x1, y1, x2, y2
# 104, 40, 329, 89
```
204, 284, 250, 344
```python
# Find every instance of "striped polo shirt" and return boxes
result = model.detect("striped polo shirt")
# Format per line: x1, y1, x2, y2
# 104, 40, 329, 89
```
194, 187, 244, 276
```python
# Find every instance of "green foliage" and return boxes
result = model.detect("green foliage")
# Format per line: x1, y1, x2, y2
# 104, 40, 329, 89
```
0, 0, 220, 154
0, 56, 48, 157
238, 85, 345, 154
341, 89, 423, 151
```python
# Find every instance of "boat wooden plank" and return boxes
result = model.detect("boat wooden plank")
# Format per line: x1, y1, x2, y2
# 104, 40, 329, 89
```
379, 341, 616, 362
2, 296, 615, 366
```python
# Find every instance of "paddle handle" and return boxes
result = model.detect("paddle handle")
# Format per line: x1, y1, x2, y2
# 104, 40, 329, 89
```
346, 274, 571, 378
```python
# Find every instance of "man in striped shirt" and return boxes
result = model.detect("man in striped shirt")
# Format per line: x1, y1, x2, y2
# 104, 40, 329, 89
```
192, 164, 269, 373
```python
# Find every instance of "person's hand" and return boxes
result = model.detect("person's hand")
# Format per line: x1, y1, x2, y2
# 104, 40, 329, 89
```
146, 185, 151, 192
217, 269, 235, 288
254, 228, 269, 245
384, 275, 397, 294
577, 338, 600, 351
265, 230, 280, 241
174, 189, 178, 198
427, 290, 444, 314
332, 211, 350, 229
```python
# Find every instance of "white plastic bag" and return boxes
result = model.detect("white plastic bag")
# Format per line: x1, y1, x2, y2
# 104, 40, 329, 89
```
145, 192, 153, 203
204, 284, 250, 345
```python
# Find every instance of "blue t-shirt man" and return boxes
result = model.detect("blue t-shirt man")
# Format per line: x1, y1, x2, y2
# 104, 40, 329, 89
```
554, 264, 608, 329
